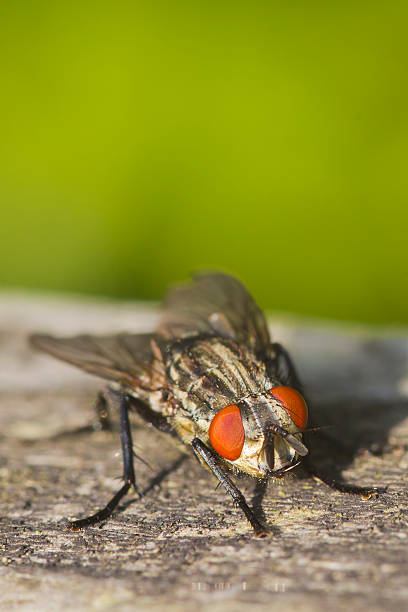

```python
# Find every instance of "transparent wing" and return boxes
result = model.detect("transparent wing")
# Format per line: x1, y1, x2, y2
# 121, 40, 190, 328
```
30, 332, 164, 390
157, 273, 270, 355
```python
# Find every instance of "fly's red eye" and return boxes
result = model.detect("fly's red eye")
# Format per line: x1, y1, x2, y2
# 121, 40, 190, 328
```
269, 386, 308, 430
209, 404, 245, 460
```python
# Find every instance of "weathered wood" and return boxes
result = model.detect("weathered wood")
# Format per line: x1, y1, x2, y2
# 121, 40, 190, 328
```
1, 292, 407, 611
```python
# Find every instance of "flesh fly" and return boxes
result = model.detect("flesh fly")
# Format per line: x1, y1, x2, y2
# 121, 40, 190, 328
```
30, 273, 383, 537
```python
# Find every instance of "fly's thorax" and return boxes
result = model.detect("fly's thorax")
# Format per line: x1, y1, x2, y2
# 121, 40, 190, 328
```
164, 335, 270, 416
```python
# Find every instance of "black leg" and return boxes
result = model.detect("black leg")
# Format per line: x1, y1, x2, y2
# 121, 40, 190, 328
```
251, 478, 268, 527
267, 345, 387, 497
46, 389, 114, 441
128, 396, 177, 437
269, 342, 304, 392
303, 455, 387, 498
93, 390, 114, 431
69, 394, 138, 530
191, 438, 269, 538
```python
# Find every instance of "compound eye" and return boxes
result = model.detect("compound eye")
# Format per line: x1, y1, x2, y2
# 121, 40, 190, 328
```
269, 386, 308, 430
209, 404, 245, 460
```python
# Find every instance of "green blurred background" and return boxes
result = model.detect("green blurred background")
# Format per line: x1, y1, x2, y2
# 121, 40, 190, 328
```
1, 1, 407, 324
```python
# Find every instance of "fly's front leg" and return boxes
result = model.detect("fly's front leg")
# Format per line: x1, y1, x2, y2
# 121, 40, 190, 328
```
303, 455, 387, 498
269, 344, 384, 496
191, 438, 269, 538
69, 393, 138, 530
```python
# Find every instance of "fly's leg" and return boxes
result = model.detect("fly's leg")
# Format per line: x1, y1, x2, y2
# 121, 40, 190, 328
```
303, 456, 387, 498
191, 438, 269, 538
47, 389, 114, 441
93, 390, 114, 431
127, 397, 188, 496
72, 389, 114, 435
270, 344, 384, 486
69, 394, 138, 529
269, 342, 304, 392
128, 396, 177, 437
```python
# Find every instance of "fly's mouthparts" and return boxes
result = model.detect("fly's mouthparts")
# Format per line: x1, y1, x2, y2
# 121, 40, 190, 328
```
264, 422, 309, 457
266, 460, 302, 478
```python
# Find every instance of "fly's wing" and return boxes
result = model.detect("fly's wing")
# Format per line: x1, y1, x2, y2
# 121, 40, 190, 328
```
30, 332, 164, 390
157, 273, 271, 355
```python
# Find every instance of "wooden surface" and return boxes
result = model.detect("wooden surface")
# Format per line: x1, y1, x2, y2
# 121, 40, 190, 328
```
1, 292, 408, 611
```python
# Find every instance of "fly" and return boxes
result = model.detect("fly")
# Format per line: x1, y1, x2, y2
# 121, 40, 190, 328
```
30, 273, 384, 537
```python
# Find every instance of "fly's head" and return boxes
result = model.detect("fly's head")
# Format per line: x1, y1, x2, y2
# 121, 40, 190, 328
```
207, 386, 309, 479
